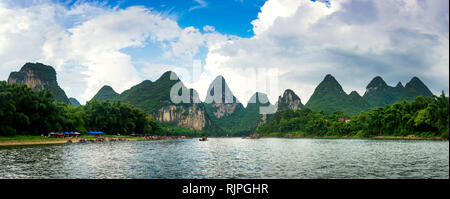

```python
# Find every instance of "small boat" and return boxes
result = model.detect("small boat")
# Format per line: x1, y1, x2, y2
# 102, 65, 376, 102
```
66, 140, 73, 144
199, 137, 208, 141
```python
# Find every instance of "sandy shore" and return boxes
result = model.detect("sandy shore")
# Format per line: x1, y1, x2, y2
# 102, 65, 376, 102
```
0, 138, 139, 147
0, 139, 74, 146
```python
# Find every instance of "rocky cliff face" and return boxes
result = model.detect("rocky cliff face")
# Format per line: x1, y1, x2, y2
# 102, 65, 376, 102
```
277, 89, 304, 111
8, 63, 70, 104
154, 104, 206, 130
258, 114, 268, 126
211, 103, 239, 118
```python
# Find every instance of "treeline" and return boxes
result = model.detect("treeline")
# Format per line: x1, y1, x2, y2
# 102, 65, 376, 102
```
257, 93, 449, 139
0, 81, 166, 136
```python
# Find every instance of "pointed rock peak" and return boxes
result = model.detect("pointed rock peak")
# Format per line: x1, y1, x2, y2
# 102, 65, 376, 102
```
402, 76, 433, 98
395, 82, 404, 88
281, 89, 300, 100
323, 74, 337, 81
100, 85, 113, 90
92, 84, 120, 101
99, 85, 118, 93
8, 62, 69, 104
283, 89, 295, 95
21, 62, 55, 72
349, 91, 361, 97
405, 77, 429, 89
404, 76, 432, 91
314, 74, 345, 94
367, 76, 388, 89
278, 89, 304, 111
14, 62, 57, 82
321, 74, 341, 85
407, 76, 423, 84
157, 71, 179, 82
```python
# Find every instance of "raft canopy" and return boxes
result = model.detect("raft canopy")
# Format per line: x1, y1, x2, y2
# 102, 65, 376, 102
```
87, 131, 104, 135
62, 132, 80, 135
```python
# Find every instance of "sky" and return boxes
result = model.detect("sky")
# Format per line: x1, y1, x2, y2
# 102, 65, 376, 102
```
0, 0, 448, 105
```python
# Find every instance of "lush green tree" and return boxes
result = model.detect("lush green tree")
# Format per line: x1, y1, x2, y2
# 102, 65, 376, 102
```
0, 82, 166, 136
257, 93, 449, 139
0, 81, 66, 135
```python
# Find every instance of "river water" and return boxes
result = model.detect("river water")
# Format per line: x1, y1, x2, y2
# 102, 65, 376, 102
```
0, 138, 448, 179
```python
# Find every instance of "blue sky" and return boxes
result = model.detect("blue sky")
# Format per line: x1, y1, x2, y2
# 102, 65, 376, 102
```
63, 0, 266, 38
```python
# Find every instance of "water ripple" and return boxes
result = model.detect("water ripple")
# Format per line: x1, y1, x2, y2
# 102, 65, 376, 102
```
0, 138, 448, 179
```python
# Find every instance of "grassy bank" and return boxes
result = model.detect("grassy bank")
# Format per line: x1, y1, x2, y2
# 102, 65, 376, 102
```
0, 135, 68, 142
0, 136, 72, 146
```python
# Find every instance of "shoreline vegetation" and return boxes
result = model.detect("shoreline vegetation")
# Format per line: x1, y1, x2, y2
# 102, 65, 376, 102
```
261, 134, 444, 140
257, 93, 449, 140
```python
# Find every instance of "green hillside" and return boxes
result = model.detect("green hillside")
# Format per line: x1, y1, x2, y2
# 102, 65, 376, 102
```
363, 76, 433, 108
118, 71, 199, 113
91, 85, 119, 101
305, 74, 370, 115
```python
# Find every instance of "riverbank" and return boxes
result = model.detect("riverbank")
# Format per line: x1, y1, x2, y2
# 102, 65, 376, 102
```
371, 135, 444, 140
0, 135, 141, 147
1, 134, 447, 147
262, 134, 445, 140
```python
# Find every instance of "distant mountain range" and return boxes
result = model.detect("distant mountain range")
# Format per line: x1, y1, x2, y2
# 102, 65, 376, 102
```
305, 74, 433, 114
363, 76, 433, 107
6, 62, 436, 134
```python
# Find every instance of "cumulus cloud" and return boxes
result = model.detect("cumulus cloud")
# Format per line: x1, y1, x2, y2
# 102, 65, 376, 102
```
203, 0, 449, 104
0, 0, 227, 103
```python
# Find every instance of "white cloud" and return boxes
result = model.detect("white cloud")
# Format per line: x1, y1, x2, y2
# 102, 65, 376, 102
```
203, 0, 449, 104
0, 1, 227, 104
203, 25, 215, 32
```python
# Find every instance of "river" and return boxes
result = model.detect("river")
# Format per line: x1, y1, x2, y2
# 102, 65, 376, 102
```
0, 138, 448, 179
